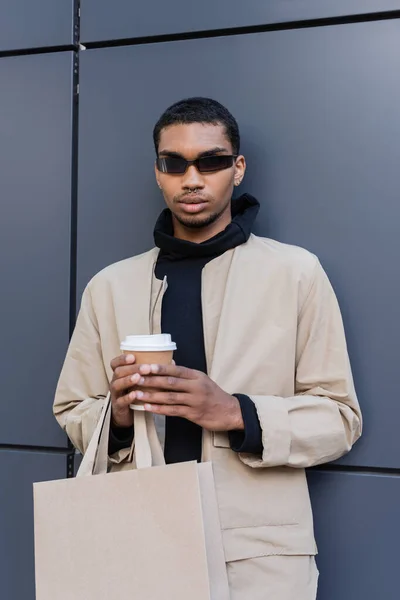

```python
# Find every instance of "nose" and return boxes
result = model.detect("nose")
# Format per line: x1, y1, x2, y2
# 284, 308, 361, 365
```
181, 165, 205, 190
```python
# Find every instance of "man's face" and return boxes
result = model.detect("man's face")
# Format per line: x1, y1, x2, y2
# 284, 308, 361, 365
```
155, 123, 246, 230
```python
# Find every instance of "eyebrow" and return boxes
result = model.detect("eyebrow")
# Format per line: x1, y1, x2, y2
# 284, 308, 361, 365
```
158, 146, 231, 158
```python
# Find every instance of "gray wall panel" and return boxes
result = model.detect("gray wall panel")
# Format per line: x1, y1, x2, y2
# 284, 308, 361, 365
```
308, 470, 400, 600
77, 20, 399, 468
74, 450, 82, 475
80, 0, 400, 42
0, 1, 75, 52
77, 48, 165, 291
0, 450, 66, 600
0, 52, 73, 447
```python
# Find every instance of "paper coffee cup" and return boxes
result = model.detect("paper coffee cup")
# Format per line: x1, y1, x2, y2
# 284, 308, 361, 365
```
120, 334, 177, 410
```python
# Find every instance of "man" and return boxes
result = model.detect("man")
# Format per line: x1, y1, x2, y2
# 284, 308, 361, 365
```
54, 97, 362, 599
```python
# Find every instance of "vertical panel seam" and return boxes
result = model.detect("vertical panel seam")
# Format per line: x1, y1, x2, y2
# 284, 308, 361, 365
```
66, 1, 81, 463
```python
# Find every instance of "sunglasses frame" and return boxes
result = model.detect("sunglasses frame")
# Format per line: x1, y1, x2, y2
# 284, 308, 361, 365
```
156, 154, 238, 175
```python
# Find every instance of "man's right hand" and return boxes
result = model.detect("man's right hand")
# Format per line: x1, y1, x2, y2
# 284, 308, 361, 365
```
110, 354, 142, 428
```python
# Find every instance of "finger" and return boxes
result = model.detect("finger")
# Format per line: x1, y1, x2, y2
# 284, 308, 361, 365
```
136, 375, 191, 392
144, 403, 187, 418
110, 353, 135, 371
111, 372, 142, 394
135, 390, 190, 406
114, 389, 139, 409
138, 363, 197, 379
112, 364, 141, 380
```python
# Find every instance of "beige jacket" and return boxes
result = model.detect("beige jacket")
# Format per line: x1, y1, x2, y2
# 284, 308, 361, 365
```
54, 234, 361, 564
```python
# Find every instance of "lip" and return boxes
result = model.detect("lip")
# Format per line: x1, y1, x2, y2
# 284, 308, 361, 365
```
178, 196, 208, 203
178, 200, 208, 213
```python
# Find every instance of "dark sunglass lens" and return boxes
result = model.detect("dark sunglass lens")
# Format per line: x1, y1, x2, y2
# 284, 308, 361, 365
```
157, 157, 187, 174
197, 155, 234, 173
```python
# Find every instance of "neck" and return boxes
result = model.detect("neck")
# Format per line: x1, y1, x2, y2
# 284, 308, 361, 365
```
172, 211, 232, 243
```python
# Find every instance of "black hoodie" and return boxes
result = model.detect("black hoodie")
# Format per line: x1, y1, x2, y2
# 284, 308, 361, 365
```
109, 194, 263, 461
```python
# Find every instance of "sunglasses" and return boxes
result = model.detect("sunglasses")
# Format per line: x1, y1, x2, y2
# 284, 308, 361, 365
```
156, 154, 237, 175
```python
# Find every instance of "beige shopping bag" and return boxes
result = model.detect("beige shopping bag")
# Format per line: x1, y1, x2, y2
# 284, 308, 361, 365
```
33, 396, 230, 600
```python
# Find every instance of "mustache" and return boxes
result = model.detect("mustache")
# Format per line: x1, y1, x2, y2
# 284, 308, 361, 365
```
174, 192, 213, 203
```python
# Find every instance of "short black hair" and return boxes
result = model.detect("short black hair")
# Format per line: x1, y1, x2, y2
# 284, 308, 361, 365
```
153, 97, 240, 155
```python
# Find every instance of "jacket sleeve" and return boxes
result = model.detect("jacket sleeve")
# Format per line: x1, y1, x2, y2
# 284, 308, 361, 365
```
53, 283, 132, 463
239, 259, 362, 469
108, 422, 134, 455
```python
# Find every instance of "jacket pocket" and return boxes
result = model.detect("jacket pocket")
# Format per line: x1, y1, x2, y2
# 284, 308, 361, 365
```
213, 431, 231, 448
222, 525, 317, 562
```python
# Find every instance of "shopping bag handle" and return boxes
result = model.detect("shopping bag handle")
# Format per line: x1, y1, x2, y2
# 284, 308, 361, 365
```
77, 394, 166, 477
132, 409, 164, 470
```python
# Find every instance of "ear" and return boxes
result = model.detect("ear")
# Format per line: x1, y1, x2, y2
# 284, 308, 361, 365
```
234, 155, 246, 187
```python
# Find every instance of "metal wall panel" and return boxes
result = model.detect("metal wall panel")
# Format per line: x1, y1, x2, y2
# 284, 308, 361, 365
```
0, 1, 75, 52
0, 450, 66, 600
77, 20, 400, 468
0, 52, 74, 447
308, 470, 400, 600
80, 0, 400, 43
77, 49, 165, 292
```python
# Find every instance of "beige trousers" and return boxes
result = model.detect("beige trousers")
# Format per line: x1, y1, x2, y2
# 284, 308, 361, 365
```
227, 556, 319, 600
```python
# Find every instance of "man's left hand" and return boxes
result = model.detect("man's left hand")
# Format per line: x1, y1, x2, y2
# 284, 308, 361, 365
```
132, 364, 244, 432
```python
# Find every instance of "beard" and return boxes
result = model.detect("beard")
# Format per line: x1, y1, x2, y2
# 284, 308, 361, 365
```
172, 210, 224, 229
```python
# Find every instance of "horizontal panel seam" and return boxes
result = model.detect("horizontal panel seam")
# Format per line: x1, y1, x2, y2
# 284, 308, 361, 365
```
0, 444, 73, 454
0, 44, 78, 60
310, 465, 400, 477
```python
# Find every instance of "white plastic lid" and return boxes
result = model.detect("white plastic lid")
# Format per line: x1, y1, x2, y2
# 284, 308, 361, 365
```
120, 334, 177, 352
